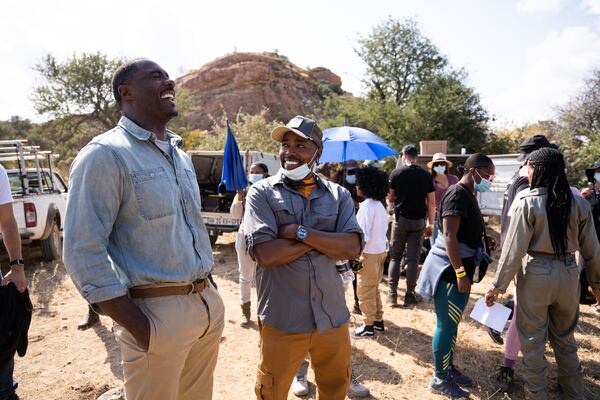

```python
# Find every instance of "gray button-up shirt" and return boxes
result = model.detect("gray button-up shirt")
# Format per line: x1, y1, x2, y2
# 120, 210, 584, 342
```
63, 117, 214, 304
243, 173, 364, 333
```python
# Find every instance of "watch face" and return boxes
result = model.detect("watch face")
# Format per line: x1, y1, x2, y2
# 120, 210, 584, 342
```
297, 227, 308, 240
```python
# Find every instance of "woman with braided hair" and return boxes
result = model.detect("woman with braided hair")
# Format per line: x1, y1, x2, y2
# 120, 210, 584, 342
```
486, 147, 600, 399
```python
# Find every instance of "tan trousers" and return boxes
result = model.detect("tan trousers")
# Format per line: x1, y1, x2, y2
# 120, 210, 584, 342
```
255, 322, 352, 400
113, 282, 225, 400
516, 254, 583, 400
357, 252, 387, 325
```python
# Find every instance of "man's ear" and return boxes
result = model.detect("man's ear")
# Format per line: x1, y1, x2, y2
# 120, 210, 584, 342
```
119, 83, 133, 104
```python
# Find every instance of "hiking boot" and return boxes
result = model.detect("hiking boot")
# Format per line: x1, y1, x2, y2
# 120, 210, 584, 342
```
496, 366, 515, 393
354, 324, 375, 337
352, 301, 362, 315
404, 291, 422, 306
487, 327, 504, 345
291, 374, 309, 397
77, 306, 100, 330
449, 365, 473, 387
241, 301, 251, 324
373, 320, 385, 332
387, 293, 401, 308
430, 375, 470, 399
348, 378, 370, 397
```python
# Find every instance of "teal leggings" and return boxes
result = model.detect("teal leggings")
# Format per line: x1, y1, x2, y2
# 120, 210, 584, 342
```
432, 281, 470, 378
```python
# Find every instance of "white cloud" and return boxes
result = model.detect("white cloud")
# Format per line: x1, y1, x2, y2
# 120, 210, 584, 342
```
582, 0, 600, 14
489, 25, 600, 124
516, 0, 565, 14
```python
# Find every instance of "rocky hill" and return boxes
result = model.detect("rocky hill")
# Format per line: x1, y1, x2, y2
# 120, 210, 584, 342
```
176, 52, 343, 130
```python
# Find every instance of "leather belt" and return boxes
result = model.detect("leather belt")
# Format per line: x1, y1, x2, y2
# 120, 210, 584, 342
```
129, 279, 208, 299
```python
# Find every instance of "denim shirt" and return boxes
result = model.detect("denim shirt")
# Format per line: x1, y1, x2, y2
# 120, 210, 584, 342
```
63, 117, 214, 304
243, 172, 364, 333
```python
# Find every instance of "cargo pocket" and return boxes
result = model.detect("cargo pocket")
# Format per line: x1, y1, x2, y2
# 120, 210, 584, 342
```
270, 200, 296, 226
255, 369, 274, 400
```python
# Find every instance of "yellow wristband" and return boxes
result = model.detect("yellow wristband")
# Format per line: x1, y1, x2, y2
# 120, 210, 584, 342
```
456, 271, 467, 279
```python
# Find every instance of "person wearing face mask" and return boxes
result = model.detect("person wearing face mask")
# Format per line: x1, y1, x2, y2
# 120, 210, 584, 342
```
428, 153, 459, 246
486, 148, 600, 399
416, 153, 496, 399
230, 163, 269, 324
243, 115, 363, 399
387, 144, 436, 307
581, 161, 600, 314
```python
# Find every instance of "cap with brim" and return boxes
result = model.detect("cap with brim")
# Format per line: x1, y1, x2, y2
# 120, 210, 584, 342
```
427, 153, 454, 169
517, 135, 558, 161
585, 160, 600, 183
271, 115, 323, 148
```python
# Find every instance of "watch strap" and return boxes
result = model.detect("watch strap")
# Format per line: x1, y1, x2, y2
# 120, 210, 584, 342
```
9, 258, 25, 266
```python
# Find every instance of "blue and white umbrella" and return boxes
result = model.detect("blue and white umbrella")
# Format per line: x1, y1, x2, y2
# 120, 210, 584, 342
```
320, 126, 397, 163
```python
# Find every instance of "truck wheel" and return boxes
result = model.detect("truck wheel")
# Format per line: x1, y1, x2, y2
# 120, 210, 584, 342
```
209, 233, 219, 246
41, 221, 62, 261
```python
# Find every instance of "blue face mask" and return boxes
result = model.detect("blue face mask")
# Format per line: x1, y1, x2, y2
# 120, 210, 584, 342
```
345, 174, 356, 185
247, 174, 263, 184
473, 170, 492, 192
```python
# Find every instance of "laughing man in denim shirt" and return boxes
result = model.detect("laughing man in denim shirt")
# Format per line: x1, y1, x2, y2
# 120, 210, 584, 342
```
63, 59, 224, 400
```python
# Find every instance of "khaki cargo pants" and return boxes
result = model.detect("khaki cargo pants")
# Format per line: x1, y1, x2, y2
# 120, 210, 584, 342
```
357, 252, 387, 325
255, 322, 352, 400
516, 253, 584, 400
113, 282, 225, 400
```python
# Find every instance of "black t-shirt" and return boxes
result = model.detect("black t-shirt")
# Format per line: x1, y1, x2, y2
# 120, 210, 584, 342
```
500, 172, 529, 243
389, 165, 435, 220
438, 184, 484, 284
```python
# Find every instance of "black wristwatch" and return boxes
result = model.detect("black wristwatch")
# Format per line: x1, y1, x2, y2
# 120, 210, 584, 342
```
295, 225, 308, 241
9, 258, 25, 266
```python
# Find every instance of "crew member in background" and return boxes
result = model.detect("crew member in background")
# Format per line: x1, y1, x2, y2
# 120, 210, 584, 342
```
581, 160, 600, 314
230, 163, 269, 324
0, 163, 28, 400
487, 148, 600, 399
428, 153, 459, 246
387, 144, 435, 307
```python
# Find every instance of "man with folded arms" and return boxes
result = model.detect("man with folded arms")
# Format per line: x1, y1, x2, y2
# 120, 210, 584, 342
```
244, 115, 363, 399
63, 59, 224, 400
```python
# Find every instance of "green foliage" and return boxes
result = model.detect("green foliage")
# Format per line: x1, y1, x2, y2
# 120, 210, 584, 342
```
33, 52, 122, 130
356, 17, 447, 106
181, 109, 282, 154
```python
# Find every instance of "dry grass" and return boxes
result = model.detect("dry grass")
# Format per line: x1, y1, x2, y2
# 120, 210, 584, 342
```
9, 231, 600, 399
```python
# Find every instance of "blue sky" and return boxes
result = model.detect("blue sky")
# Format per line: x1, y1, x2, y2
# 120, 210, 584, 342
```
2, 0, 600, 127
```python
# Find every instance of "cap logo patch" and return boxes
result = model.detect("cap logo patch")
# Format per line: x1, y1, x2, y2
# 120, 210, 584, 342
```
287, 117, 304, 129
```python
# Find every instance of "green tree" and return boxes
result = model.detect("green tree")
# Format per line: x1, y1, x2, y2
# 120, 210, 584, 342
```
32, 52, 122, 130
356, 17, 447, 106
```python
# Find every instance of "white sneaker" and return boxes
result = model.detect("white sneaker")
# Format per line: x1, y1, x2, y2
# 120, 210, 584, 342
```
292, 375, 309, 397
348, 378, 370, 397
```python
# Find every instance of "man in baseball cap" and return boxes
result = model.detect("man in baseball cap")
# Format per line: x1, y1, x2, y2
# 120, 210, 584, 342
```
517, 135, 558, 161
243, 115, 363, 399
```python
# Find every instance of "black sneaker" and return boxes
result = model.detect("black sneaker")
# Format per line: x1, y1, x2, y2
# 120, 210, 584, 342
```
487, 327, 504, 345
449, 365, 473, 387
496, 366, 515, 393
354, 324, 375, 337
373, 320, 385, 332
430, 375, 470, 399
404, 291, 422, 306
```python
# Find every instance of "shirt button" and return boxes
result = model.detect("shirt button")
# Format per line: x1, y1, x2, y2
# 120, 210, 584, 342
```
150, 173, 155, 178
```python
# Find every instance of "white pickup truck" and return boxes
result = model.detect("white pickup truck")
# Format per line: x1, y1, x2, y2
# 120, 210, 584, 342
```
0, 140, 67, 261
187, 150, 281, 244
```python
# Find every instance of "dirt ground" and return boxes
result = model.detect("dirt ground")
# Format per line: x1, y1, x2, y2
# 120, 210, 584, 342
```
6, 232, 600, 400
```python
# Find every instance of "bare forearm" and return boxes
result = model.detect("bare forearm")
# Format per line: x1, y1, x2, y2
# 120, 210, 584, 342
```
253, 239, 312, 267
427, 193, 436, 226
1, 216, 21, 261
97, 295, 149, 340
303, 230, 361, 260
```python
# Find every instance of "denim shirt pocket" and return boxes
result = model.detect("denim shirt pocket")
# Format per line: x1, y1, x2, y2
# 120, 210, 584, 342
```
131, 167, 176, 221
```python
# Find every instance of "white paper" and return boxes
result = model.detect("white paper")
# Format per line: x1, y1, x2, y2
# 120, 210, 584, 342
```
470, 297, 512, 333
